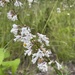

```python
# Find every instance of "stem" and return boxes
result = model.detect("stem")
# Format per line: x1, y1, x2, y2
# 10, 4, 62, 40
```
42, 0, 58, 33
3, 39, 13, 52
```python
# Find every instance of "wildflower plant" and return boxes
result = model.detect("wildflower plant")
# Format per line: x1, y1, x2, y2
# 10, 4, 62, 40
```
11, 24, 63, 73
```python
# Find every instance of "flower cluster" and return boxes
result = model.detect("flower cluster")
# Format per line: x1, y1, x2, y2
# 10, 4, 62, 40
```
11, 24, 62, 72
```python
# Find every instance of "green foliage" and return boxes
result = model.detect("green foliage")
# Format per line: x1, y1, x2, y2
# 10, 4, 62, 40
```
54, 68, 63, 75
2, 59, 20, 75
0, 48, 20, 75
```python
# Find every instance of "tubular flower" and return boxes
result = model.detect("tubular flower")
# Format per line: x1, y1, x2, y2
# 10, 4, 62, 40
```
14, 0, 23, 7
7, 10, 18, 21
37, 62, 48, 72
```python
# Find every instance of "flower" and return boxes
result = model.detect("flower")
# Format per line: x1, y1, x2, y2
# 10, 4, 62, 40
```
55, 61, 62, 70
7, 10, 18, 21
37, 62, 48, 72
32, 49, 44, 64
32, 56, 38, 64
49, 60, 62, 70
44, 50, 52, 57
10, 24, 18, 36
14, 35, 21, 41
23, 41, 33, 50
11, 15, 18, 21
24, 46, 32, 56
37, 33, 49, 46
14, 0, 23, 7
21, 27, 31, 36
40, 45, 52, 57
57, 8, 61, 13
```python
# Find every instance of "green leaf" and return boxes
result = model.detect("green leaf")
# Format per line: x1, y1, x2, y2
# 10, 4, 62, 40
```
0, 48, 4, 65
2, 61, 13, 68
11, 59, 20, 74
2, 58, 20, 75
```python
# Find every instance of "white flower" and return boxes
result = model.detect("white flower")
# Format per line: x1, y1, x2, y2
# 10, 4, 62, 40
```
14, 0, 23, 7
24, 47, 32, 56
7, 10, 18, 21
36, 49, 44, 58
10, 24, 18, 36
14, 35, 21, 41
37, 62, 48, 72
7, 11, 12, 19
32, 49, 44, 64
23, 41, 32, 49
44, 50, 52, 57
37, 33, 49, 46
20, 27, 36, 45
55, 61, 62, 70
21, 27, 31, 36
40, 45, 52, 57
11, 15, 18, 21
0, 1, 4, 7
57, 8, 61, 13
12, 24, 18, 29
49, 60, 62, 70
32, 56, 38, 64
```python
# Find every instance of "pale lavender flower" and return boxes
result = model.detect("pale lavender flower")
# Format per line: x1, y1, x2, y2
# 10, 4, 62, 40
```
32, 49, 44, 64
37, 33, 49, 46
14, 0, 23, 7
57, 8, 61, 13
24, 46, 32, 56
7, 10, 18, 21
37, 62, 48, 72
10, 24, 18, 36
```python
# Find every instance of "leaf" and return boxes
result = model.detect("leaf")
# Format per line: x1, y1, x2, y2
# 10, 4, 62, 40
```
0, 48, 4, 65
2, 61, 13, 68
11, 59, 20, 74
2, 58, 20, 75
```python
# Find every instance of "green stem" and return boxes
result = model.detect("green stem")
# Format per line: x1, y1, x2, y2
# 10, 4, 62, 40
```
42, 0, 58, 33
